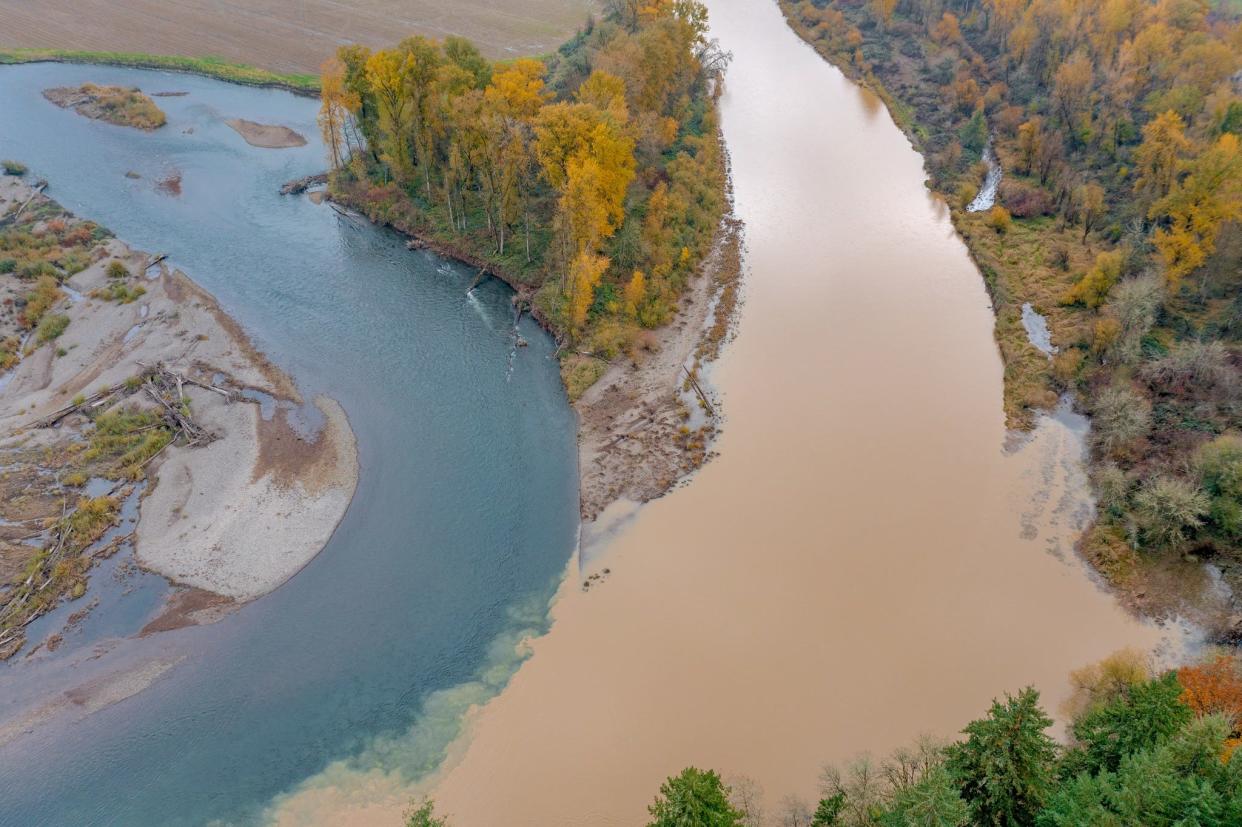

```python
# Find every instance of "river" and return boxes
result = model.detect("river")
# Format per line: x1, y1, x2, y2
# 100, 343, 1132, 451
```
0, 63, 578, 826
269, 0, 1194, 822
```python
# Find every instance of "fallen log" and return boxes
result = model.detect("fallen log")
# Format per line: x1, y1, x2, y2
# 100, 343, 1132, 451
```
280, 172, 328, 195
0, 182, 47, 226
683, 366, 716, 418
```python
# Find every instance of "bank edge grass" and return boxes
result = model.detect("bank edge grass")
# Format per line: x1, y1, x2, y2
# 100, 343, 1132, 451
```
0, 49, 318, 95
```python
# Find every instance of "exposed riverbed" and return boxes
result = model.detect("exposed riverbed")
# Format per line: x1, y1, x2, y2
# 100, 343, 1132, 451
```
0, 63, 577, 826
270, 0, 1198, 823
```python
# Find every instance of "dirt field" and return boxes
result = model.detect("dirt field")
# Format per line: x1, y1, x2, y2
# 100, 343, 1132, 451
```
0, 0, 597, 73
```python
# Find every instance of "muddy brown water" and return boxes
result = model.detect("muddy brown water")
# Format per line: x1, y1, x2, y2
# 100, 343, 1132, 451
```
267, 0, 1195, 823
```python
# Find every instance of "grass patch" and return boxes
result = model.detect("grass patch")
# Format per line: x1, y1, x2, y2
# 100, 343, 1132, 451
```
0, 49, 318, 94
92, 280, 146, 303
84, 407, 173, 479
561, 355, 607, 402
35, 313, 69, 343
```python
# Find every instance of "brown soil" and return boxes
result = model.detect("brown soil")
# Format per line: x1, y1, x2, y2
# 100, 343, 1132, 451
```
576, 215, 742, 521
139, 586, 234, 634
0, 0, 598, 72
225, 119, 307, 149
253, 402, 350, 495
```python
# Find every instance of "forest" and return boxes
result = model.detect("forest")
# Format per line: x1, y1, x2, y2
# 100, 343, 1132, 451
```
318, 0, 730, 397
780, 0, 1242, 631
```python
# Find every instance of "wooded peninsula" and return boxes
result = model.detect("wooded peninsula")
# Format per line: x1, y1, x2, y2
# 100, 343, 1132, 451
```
318, 0, 730, 399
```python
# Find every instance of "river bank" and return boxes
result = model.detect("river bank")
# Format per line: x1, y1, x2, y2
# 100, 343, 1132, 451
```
325, 182, 743, 522
776, 0, 1242, 641
0, 173, 358, 657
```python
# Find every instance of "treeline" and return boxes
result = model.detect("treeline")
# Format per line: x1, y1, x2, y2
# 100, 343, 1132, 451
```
781, 0, 1242, 624
319, 0, 729, 395
645, 649, 1242, 826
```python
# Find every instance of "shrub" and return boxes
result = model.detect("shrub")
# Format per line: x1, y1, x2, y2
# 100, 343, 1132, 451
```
985, 205, 1012, 234
1195, 434, 1242, 539
1089, 384, 1152, 457
22, 275, 62, 328
1133, 475, 1209, 549
106, 260, 130, 279
36, 313, 70, 343
1, 160, 27, 176
0, 258, 15, 274
1000, 180, 1054, 217
1140, 340, 1234, 397
1092, 463, 1133, 518
1051, 348, 1084, 387
1104, 275, 1162, 364
1063, 250, 1124, 308
1049, 246, 1071, 271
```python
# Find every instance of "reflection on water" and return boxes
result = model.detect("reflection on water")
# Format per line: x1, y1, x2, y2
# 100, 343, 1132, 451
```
0, 63, 577, 826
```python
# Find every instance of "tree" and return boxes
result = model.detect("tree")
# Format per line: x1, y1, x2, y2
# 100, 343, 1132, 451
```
365, 48, 415, 179
319, 56, 360, 169
811, 793, 845, 826
1070, 671, 1194, 774
945, 687, 1057, 827
1133, 110, 1190, 212
1064, 648, 1153, 721
1062, 250, 1124, 308
1150, 133, 1242, 287
648, 767, 744, 827
624, 270, 647, 319
484, 57, 549, 119
1075, 182, 1106, 241
405, 797, 449, 827
567, 250, 610, 331
879, 765, 968, 827
1052, 52, 1093, 132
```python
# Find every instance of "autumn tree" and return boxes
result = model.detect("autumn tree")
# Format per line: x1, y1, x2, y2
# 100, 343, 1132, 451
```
1133, 109, 1191, 212
1150, 132, 1242, 287
319, 56, 360, 169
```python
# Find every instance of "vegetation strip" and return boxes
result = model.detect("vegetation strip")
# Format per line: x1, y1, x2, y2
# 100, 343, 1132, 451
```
0, 49, 319, 95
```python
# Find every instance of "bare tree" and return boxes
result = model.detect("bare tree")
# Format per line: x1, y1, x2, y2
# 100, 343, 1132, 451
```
727, 775, 766, 827
778, 794, 812, 827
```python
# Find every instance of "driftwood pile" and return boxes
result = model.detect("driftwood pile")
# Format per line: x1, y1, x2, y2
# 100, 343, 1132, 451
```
280, 172, 328, 195
29, 362, 233, 442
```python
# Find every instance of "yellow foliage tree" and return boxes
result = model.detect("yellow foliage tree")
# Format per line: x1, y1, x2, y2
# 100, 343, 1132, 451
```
483, 58, 549, 120
623, 270, 646, 318
1133, 110, 1190, 210
365, 49, 414, 179
319, 56, 361, 170
568, 251, 610, 331
1064, 250, 1125, 308
1150, 133, 1242, 287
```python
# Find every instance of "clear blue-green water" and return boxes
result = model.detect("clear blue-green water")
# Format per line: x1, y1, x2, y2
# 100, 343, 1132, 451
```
0, 63, 579, 826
